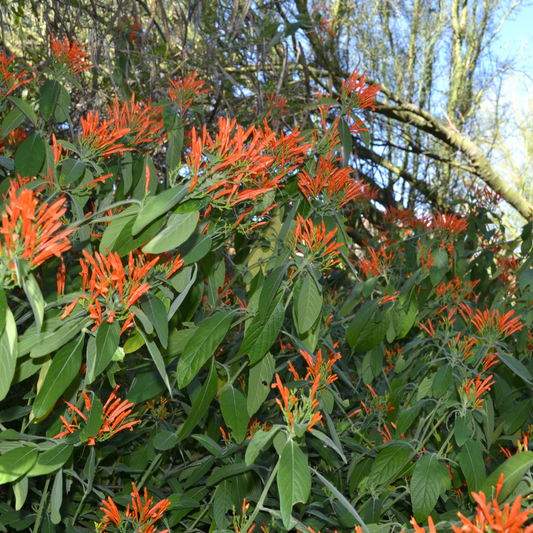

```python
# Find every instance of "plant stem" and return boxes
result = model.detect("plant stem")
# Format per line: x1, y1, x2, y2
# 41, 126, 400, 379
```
33, 477, 51, 533
239, 459, 280, 533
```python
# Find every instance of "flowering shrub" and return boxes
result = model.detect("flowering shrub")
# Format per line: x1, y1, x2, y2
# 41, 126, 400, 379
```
0, 33, 533, 533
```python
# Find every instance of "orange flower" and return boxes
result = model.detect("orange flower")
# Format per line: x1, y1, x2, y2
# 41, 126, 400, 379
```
100, 482, 170, 533
0, 51, 34, 98
54, 386, 141, 444
341, 70, 381, 111
471, 309, 524, 338
79, 110, 132, 160
360, 245, 396, 278
0, 187, 72, 280
50, 34, 92, 75
459, 374, 494, 409
168, 71, 209, 114
292, 214, 342, 269
299, 348, 341, 387
107, 94, 163, 146
0, 126, 28, 154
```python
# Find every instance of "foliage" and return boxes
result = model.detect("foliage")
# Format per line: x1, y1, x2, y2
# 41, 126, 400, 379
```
0, 16, 533, 533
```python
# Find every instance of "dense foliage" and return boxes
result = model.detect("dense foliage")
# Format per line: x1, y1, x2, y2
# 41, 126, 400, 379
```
1, 17, 533, 533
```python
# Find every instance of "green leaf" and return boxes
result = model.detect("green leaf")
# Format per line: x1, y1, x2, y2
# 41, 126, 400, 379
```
39, 79, 61, 120
278, 440, 311, 528
0, 308, 17, 402
32, 336, 84, 418
15, 133, 45, 178
54, 84, 70, 123
429, 248, 448, 286
8, 96, 37, 124
393, 299, 417, 339
455, 414, 473, 447
59, 159, 85, 186
317, 97, 340, 106
247, 352, 275, 417
297, 274, 322, 333
503, 399, 531, 434
141, 293, 169, 349
22, 273, 44, 334
1, 106, 25, 138
50, 469, 63, 524
142, 210, 199, 254
353, 312, 390, 352
497, 353, 533, 385
132, 185, 188, 235
79, 396, 104, 444
138, 328, 172, 395
206, 463, 258, 486
154, 431, 179, 451
432, 364, 452, 398
395, 404, 422, 436
258, 264, 288, 324
245, 426, 282, 465
166, 127, 184, 171
240, 297, 285, 365
481, 452, 533, 502
0, 287, 5, 338
0, 447, 38, 485
338, 117, 352, 167
177, 311, 234, 388
459, 439, 486, 494
168, 264, 198, 320
178, 358, 218, 441
12, 475, 28, 511
94, 321, 120, 378
27, 444, 73, 477
220, 386, 249, 444
128, 369, 166, 405
411, 454, 449, 521
346, 300, 380, 347
360, 129, 371, 148
368, 441, 412, 486
177, 234, 213, 265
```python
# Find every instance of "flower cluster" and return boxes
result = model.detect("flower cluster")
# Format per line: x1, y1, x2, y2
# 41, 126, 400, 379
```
54, 386, 141, 445
50, 34, 92, 76
288, 348, 341, 389
0, 50, 33, 98
292, 214, 343, 269
168, 71, 209, 114
470, 308, 524, 339
99, 482, 170, 533
360, 245, 396, 278
341, 70, 381, 112
458, 374, 495, 410
0, 186, 72, 284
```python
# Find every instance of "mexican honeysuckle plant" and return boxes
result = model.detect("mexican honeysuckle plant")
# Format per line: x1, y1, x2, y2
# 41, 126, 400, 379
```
1, 32, 533, 533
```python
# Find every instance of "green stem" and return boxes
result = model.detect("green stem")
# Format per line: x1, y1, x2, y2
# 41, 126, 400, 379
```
137, 453, 162, 490
239, 459, 280, 533
33, 477, 51, 533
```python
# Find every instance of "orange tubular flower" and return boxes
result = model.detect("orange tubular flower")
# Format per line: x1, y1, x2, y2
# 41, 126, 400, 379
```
99, 483, 170, 533
459, 374, 495, 409
0, 187, 72, 281
300, 348, 341, 387
50, 34, 92, 75
107, 94, 163, 146
79, 110, 132, 160
54, 386, 141, 444
341, 70, 381, 111
471, 309, 524, 338
360, 245, 396, 278
293, 214, 343, 269
0, 51, 34, 98
168, 71, 209, 114
61, 249, 167, 332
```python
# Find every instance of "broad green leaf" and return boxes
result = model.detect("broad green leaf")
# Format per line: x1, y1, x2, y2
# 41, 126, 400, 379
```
0, 447, 38, 485
240, 297, 285, 365
258, 264, 288, 324
175, 196, 210, 213
0, 308, 17, 402
432, 364, 452, 398
429, 248, 448, 286
8, 96, 37, 124
459, 439, 486, 494
353, 312, 390, 352
417, 376, 434, 402
481, 452, 533, 502
392, 299, 417, 339
138, 328, 172, 395
220, 386, 249, 444
395, 404, 422, 436
178, 358, 218, 441
278, 440, 311, 528
15, 133, 45, 178
213, 480, 233, 530
497, 353, 532, 385
1, 106, 25, 138
132, 185, 187, 235
128, 369, 166, 405
94, 321, 120, 377
0, 287, 5, 337
368, 441, 412, 486
51, 470, 63, 524
141, 293, 169, 348
84, 447, 96, 493
503, 399, 531, 434
455, 414, 473, 447
166, 126, 184, 171
40, 79, 61, 120
206, 463, 258, 486
54, 84, 70, 123
154, 431, 179, 451
27, 444, 73, 477
177, 234, 212, 265
12, 476, 28, 511
143, 210, 199, 254
247, 352, 275, 417
79, 396, 104, 444
297, 274, 322, 333
338, 117, 352, 167
168, 265, 198, 320
177, 311, 234, 388
411, 454, 449, 521
346, 300, 380, 347
32, 336, 84, 418
59, 159, 85, 186
22, 273, 44, 333
245, 426, 282, 465
360, 129, 371, 148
